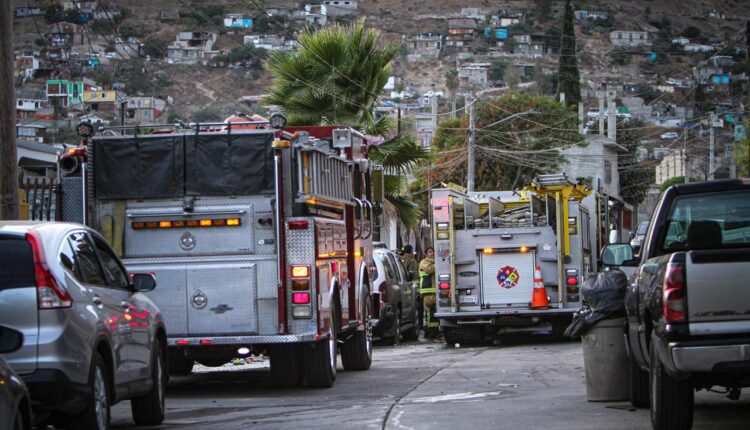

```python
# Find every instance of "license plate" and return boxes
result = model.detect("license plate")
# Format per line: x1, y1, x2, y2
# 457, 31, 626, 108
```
459, 295, 478, 304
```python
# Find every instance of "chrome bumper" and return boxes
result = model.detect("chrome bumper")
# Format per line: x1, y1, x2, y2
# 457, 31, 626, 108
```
670, 343, 750, 372
167, 333, 319, 347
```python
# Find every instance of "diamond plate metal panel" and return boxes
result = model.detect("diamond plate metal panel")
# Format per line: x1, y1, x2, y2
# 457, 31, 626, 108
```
59, 177, 84, 223
285, 217, 318, 334
256, 259, 279, 299
480, 251, 536, 306
257, 299, 279, 335
126, 263, 188, 336
187, 263, 258, 336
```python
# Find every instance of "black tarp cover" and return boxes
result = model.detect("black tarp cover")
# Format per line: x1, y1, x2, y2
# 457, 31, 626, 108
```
94, 132, 274, 199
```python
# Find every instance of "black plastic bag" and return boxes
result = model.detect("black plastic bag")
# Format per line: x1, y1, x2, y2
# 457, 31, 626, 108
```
564, 269, 628, 338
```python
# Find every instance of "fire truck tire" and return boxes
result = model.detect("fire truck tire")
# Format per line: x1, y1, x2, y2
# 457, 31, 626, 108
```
303, 307, 338, 388
167, 356, 194, 376
341, 293, 373, 371
270, 344, 303, 388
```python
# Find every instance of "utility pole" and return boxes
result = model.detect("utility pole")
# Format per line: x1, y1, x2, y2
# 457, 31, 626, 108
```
0, 1, 19, 220
683, 125, 688, 183
467, 93, 476, 192
709, 112, 716, 180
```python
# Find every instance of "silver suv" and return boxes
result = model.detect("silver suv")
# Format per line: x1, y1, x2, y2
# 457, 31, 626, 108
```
0, 222, 166, 430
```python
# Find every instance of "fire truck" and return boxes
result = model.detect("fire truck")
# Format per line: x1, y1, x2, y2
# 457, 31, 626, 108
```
429, 174, 594, 343
58, 117, 379, 388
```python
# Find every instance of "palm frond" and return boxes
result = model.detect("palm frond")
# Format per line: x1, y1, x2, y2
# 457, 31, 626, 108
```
369, 134, 432, 173
386, 194, 423, 230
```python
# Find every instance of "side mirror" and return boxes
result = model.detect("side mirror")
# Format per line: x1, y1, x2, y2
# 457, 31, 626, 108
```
372, 166, 384, 203
0, 326, 24, 354
600, 243, 637, 266
131, 273, 157, 292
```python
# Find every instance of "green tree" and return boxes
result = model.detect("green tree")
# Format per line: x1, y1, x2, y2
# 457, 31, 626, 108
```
556, 0, 581, 107
534, 0, 553, 23
617, 120, 654, 205
264, 20, 430, 228
426, 93, 581, 191
489, 59, 507, 81
44, 3, 63, 23
681, 26, 701, 39
95, 71, 115, 88
191, 107, 223, 122
445, 68, 459, 117
142, 37, 167, 59
738, 121, 749, 177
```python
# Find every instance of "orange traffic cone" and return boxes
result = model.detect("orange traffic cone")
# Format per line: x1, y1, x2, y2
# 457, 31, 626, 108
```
530, 265, 549, 309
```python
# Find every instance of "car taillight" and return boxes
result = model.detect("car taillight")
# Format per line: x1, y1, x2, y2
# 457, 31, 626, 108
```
26, 231, 72, 309
378, 281, 387, 301
663, 263, 686, 323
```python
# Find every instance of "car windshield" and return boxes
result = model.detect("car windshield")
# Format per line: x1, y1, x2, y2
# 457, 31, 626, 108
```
659, 190, 750, 253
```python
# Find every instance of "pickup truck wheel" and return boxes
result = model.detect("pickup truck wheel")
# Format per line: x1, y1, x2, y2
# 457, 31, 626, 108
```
72, 351, 110, 430
270, 344, 303, 387
168, 355, 194, 376
650, 345, 693, 430
629, 348, 649, 408
341, 294, 373, 371
131, 342, 166, 425
303, 307, 338, 388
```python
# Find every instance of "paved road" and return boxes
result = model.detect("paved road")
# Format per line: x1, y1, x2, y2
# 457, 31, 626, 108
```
112, 332, 750, 430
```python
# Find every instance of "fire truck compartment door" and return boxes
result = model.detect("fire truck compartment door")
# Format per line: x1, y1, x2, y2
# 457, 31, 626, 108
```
480, 251, 536, 307
187, 263, 258, 335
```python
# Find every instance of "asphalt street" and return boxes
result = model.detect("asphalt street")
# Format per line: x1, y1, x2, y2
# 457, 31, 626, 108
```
111, 332, 750, 430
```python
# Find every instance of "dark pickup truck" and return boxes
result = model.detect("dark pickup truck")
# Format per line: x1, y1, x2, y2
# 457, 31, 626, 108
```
602, 179, 750, 430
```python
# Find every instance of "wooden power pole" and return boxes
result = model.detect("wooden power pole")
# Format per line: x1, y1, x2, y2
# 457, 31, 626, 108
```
0, 1, 19, 220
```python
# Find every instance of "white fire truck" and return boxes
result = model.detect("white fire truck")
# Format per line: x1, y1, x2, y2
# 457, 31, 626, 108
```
60, 118, 379, 387
429, 174, 594, 343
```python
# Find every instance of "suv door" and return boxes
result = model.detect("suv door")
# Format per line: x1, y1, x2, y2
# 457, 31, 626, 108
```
388, 253, 414, 324
64, 232, 134, 382
0, 234, 38, 375
90, 233, 153, 381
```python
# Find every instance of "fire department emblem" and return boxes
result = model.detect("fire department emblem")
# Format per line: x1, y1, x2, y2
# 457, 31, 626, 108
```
497, 266, 520, 289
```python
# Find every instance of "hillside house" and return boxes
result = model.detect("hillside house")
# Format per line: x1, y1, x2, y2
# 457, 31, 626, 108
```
126, 96, 166, 124
16, 124, 48, 143
323, 1, 358, 16
160, 9, 180, 21
244, 35, 295, 51
83, 90, 118, 112
407, 33, 442, 60
14, 55, 40, 81
446, 18, 478, 48
672, 37, 690, 45
224, 14, 253, 28
304, 4, 328, 26
610, 30, 649, 47
15, 89, 46, 120
498, 13, 522, 27
574, 10, 609, 21
684, 44, 714, 53
14, 7, 43, 18
93, 10, 120, 21
46, 79, 84, 109
266, 8, 291, 17
693, 65, 723, 84
458, 63, 490, 87
461, 8, 486, 21
115, 36, 141, 59
62, 2, 96, 12
167, 32, 219, 65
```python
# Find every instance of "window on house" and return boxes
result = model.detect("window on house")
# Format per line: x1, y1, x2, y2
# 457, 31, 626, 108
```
604, 160, 612, 184
17, 100, 22, 107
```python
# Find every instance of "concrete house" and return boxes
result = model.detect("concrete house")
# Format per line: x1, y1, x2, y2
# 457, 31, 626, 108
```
15, 89, 47, 120
407, 33, 442, 60
167, 32, 219, 65
303, 4, 328, 26
224, 14, 253, 28
458, 63, 490, 87
610, 30, 649, 47
126, 96, 167, 124
46, 79, 84, 109
83, 89, 117, 112
446, 18, 478, 48
322, 0, 358, 16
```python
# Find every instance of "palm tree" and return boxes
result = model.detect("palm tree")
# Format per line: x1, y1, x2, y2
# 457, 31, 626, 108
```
264, 19, 430, 228
445, 68, 459, 119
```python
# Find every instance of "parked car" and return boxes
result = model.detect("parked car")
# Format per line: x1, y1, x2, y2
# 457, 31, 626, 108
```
660, 131, 679, 140
629, 221, 649, 254
372, 248, 419, 344
601, 179, 750, 429
0, 326, 31, 430
0, 221, 166, 430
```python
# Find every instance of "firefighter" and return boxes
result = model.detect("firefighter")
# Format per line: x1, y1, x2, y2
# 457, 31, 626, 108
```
400, 245, 419, 279
419, 247, 438, 338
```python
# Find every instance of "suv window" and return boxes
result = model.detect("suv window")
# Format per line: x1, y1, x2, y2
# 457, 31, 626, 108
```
67, 232, 106, 286
379, 252, 396, 281
91, 235, 130, 290
659, 190, 750, 253
387, 253, 406, 283
0, 236, 34, 290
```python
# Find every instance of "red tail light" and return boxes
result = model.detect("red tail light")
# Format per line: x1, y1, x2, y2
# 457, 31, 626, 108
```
438, 282, 450, 290
378, 281, 387, 301
288, 220, 309, 230
566, 277, 578, 285
26, 231, 72, 309
663, 263, 686, 323
292, 292, 310, 304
